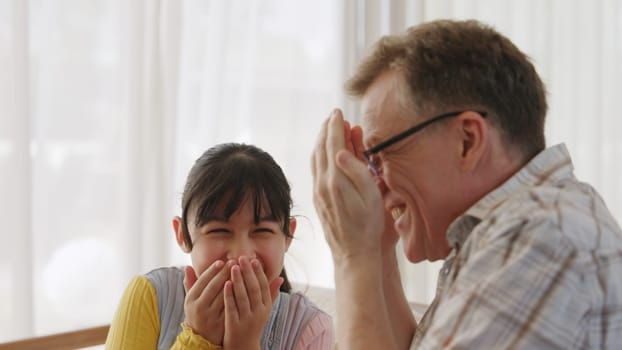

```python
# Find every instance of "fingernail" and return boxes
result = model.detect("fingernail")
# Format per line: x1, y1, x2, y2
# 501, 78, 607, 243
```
251, 259, 261, 269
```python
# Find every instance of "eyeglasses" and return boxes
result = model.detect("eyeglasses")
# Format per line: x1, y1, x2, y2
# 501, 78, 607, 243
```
363, 110, 487, 176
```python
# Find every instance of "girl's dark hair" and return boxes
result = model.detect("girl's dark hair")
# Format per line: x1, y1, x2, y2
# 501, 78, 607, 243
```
180, 143, 293, 293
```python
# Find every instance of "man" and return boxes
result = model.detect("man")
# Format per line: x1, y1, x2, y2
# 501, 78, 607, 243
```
311, 19, 622, 349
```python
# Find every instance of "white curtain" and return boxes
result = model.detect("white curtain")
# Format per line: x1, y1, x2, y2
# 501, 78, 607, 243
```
1, 0, 621, 342
0, 0, 340, 341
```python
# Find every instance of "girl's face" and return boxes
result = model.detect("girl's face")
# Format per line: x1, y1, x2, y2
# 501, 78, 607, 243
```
173, 197, 295, 283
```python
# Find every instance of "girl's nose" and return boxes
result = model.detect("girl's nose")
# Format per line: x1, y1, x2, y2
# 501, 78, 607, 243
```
227, 238, 256, 260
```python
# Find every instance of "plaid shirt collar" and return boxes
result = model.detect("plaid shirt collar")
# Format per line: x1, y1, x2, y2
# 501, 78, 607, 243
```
446, 143, 575, 250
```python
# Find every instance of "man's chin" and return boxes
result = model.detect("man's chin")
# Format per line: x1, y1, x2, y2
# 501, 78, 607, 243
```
402, 239, 428, 263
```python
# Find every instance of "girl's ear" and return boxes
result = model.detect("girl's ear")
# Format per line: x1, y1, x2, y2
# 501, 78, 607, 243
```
285, 217, 297, 250
173, 216, 191, 253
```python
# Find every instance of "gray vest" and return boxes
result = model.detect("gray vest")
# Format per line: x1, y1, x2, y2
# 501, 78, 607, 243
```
145, 267, 318, 349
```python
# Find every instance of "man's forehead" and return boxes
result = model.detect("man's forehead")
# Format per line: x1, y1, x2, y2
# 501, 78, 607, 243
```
360, 97, 411, 147
360, 89, 393, 143
361, 102, 378, 127
361, 105, 382, 146
359, 71, 408, 136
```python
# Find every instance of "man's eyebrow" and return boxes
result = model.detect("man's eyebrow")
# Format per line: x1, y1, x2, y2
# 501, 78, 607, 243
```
361, 111, 375, 126
363, 129, 383, 149
361, 114, 382, 147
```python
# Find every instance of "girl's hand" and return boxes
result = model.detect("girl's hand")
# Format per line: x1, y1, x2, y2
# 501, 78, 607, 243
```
182, 260, 234, 345
223, 256, 282, 350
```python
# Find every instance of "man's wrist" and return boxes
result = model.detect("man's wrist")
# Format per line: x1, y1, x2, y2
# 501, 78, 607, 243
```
333, 251, 384, 287
332, 248, 382, 267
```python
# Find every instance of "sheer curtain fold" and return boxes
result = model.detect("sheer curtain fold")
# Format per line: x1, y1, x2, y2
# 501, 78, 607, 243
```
2, 0, 33, 338
121, 0, 181, 277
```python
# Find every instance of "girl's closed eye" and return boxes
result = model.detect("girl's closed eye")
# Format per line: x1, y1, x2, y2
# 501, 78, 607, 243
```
253, 220, 281, 235
205, 226, 231, 235
253, 227, 275, 234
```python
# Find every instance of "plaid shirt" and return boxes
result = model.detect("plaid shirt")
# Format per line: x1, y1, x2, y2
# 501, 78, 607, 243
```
411, 144, 622, 349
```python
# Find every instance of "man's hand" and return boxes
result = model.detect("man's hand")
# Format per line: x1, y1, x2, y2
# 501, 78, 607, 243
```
343, 116, 401, 255
311, 109, 385, 263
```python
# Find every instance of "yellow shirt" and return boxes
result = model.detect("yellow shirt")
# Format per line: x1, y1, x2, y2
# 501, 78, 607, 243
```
105, 276, 221, 349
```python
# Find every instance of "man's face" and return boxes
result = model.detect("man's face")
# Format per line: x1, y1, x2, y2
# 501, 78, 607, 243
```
361, 70, 456, 262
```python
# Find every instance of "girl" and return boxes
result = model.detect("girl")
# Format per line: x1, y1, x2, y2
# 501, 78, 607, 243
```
106, 143, 334, 349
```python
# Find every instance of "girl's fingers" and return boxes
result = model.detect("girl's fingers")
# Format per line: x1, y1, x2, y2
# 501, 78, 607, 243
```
250, 259, 272, 305
239, 257, 262, 308
223, 280, 238, 323
231, 264, 251, 316
183, 265, 198, 294
198, 260, 235, 303
185, 260, 224, 301
209, 285, 226, 315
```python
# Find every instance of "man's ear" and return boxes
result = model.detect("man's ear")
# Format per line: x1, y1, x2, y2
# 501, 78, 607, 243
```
173, 216, 191, 253
285, 217, 297, 250
457, 111, 488, 173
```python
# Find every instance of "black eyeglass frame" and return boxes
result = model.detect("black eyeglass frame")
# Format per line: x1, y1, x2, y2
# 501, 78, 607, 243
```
363, 110, 488, 175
